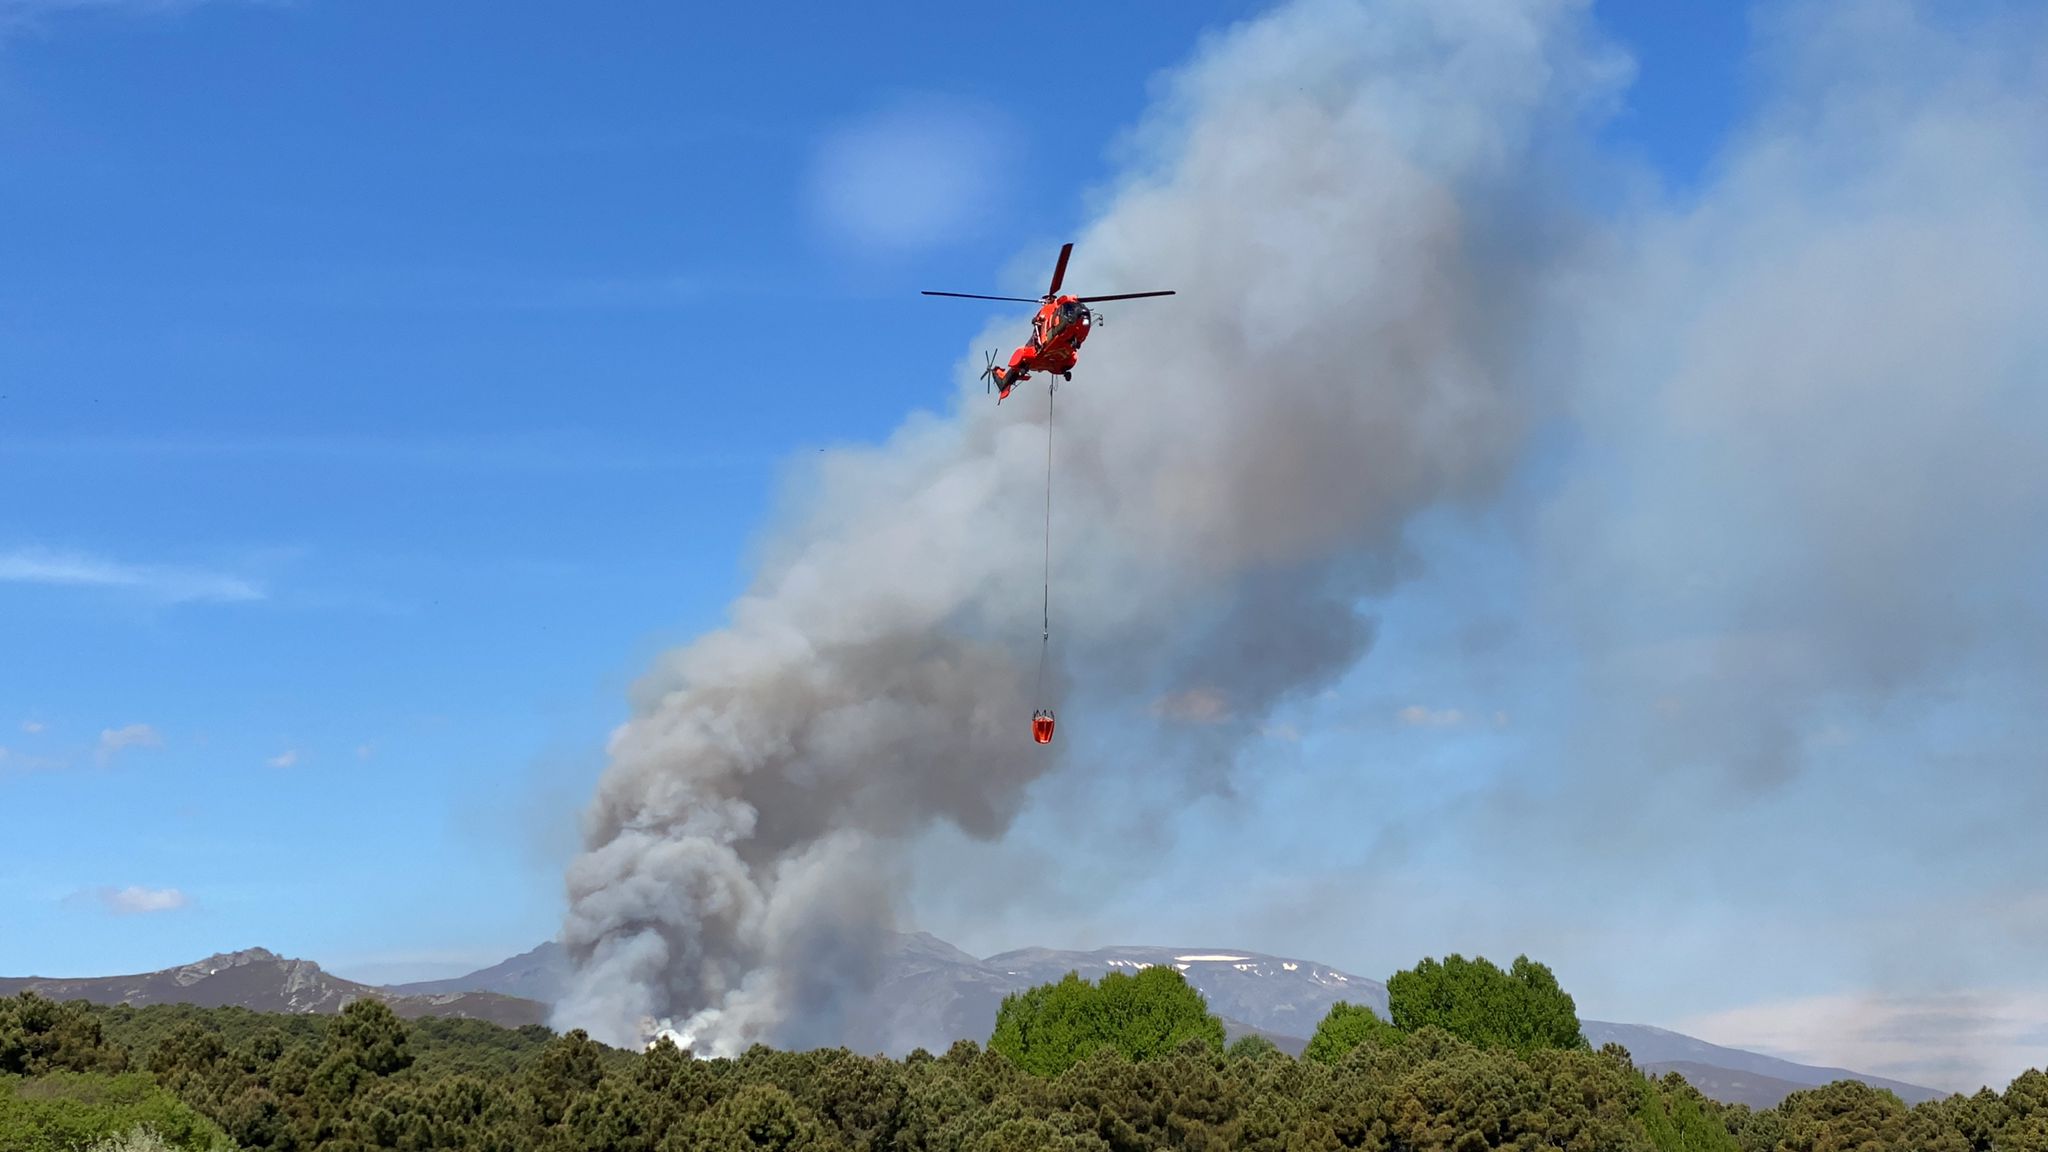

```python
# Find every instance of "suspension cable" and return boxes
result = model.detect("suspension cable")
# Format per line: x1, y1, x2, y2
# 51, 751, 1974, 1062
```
1034, 382, 1054, 702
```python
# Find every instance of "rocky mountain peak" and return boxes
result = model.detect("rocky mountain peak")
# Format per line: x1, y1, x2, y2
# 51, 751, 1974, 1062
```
174, 947, 290, 986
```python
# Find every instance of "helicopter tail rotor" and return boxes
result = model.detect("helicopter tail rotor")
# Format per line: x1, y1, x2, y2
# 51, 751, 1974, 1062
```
980, 350, 1020, 402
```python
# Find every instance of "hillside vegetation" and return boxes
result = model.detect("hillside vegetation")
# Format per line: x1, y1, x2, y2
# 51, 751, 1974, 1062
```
4, 952, 2043, 1151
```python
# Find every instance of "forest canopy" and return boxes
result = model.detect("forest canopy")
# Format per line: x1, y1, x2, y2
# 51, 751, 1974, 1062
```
2, 953, 2044, 1152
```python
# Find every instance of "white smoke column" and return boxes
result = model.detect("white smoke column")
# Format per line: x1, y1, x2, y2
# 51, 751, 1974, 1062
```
555, 0, 1624, 1053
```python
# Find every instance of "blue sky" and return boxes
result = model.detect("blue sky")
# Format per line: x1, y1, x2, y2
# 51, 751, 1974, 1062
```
0, 0, 1287, 976
6, 0, 2044, 1093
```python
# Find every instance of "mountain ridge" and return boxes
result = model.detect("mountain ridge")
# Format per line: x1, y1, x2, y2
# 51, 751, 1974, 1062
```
0, 945, 548, 1028
1578, 1020, 1941, 1105
386, 941, 567, 1004
383, 934, 1945, 1107
4, 935, 1947, 1109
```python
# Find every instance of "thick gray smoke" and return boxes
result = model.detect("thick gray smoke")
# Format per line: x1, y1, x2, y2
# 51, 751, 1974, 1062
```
553, 0, 1621, 1053
1552, 0, 2048, 795
965, 0, 2048, 1096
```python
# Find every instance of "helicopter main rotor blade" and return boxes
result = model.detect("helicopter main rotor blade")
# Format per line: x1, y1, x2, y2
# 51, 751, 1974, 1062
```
1047, 242, 1074, 296
1075, 291, 1176, 302
921, 291, 1043, 302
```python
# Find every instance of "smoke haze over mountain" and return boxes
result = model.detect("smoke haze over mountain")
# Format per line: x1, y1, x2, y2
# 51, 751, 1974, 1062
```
555, 0, 2048, 1087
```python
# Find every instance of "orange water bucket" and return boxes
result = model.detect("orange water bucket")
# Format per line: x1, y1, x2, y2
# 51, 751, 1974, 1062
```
1031, 710, 1056, 744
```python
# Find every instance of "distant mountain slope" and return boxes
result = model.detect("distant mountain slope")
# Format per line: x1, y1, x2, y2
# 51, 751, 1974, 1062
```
838, 932, 1021, 1057
388, 941, 567, 1005
1641, 1061, 1834, 1110
0, 947, 548, 1028
1582, 1021, 1944, 1105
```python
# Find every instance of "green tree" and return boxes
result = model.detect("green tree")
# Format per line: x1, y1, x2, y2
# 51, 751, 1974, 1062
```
525, 1027, 610, 1127
1772, 1080, 1909, 1152
2002, 1115, 2048, 1152
1902, 1086, 2001, 1152
328, 998, 412, 1077
990, 975, 1095, 1077
989, 966, 1226, 1077
2011, 1070, 2048, 1122
0, 993, 130, 1076
800, 1048, 907, 1149
670, 1082, 825, 1152
0, 1072, 233, 1152
1091, 965, 1228, 1064
970, 1116, 1108, 1152
1636, 1071, 1741, 1152
1302, 1001, 1402, 1065
1385, 953, 1588, 1052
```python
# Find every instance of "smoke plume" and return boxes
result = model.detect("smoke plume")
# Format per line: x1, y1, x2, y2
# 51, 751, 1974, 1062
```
554, 0, 1621, 1053
975, 0, 2048, 1093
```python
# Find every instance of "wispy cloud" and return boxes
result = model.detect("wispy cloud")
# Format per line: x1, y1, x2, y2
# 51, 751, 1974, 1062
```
0, 746, 67, 773
73, 885, 191, 915
96, 723, 162, 764
266, 748, 298, 768
0, 546, 263, 603
355, 744, 375, 761
809, 96, 1013, 254
20, 720, 43, 734
1680, 988, 2048, 1096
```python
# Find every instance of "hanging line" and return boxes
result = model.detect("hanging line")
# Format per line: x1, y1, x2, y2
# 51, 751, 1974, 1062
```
1033, 381, 1054, 704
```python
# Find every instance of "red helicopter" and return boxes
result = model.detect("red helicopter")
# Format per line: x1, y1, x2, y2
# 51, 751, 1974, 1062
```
923, 242, 1174, 402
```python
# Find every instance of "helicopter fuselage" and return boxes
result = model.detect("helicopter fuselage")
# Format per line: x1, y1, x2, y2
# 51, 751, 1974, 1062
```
1004, 295, 1091, 382
923, 241, 1172, 401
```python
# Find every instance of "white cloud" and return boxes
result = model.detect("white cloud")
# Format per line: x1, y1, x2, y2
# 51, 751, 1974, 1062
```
355, 744, 375, 761
21, 720, 44, 734
266, 748, 299, 768
0, 547, 262, 604
808, 96, 1010, 254
96, 723, 162, 764
1397, 704, 1465, 728
1680, 988, 2048, 1096
89, 885, 190, 915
